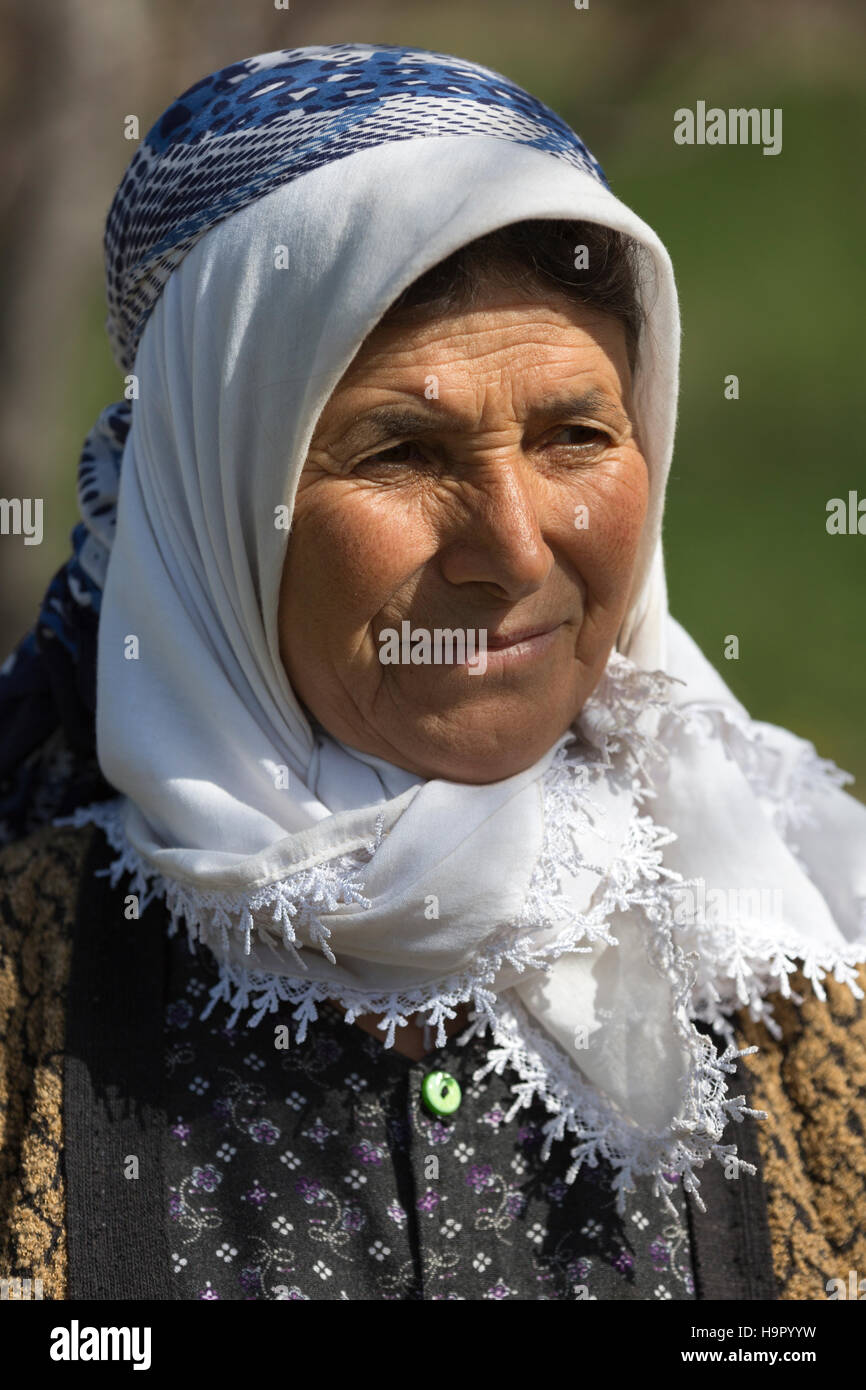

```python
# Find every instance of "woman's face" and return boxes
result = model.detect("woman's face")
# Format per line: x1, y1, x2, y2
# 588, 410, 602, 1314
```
279, 281, 648, 784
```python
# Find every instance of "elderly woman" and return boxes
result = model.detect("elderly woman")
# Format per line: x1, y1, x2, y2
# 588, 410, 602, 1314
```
1, 43, 865, 1304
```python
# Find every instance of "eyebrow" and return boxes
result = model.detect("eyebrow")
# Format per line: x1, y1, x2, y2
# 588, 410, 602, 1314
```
335, 389, 629, 454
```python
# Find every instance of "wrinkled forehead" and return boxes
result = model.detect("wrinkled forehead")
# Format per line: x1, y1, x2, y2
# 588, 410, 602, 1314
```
314, 287, 637, 446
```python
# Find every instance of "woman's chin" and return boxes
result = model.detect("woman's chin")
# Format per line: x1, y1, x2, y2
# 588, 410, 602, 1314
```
389, 716, 576, 785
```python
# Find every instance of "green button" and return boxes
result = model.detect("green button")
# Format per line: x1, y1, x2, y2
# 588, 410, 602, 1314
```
421, 1070, 462, 1117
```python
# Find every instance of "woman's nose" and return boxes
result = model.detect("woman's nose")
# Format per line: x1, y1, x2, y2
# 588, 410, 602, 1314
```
437, 457, 555, 601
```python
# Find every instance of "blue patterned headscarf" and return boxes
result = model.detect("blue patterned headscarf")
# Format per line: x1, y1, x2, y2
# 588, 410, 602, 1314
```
0, 43, 608, 845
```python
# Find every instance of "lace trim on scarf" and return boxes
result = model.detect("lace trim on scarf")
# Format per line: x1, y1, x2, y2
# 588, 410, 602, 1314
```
56, 654, 866, 1214
672, 700, 866, 1039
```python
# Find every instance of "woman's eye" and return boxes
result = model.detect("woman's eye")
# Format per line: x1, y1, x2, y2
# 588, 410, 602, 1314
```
548, 424, 610, 449
362, 441, 423, 466
355, 426, 611, 472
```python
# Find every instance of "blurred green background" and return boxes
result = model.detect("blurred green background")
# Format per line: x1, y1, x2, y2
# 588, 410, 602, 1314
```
1, 0, 864, 792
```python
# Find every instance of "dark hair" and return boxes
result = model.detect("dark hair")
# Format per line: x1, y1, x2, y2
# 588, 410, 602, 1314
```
381, 220, 645, 372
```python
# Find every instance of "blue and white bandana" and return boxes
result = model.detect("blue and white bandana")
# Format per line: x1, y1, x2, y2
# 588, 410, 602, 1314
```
0, 42, 608, 845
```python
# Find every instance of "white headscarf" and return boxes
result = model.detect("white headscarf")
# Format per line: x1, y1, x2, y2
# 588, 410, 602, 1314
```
63, 133, 866, 1214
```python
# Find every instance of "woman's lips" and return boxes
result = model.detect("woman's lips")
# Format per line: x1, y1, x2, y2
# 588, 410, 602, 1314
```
485, 623, 561, 650
378, 620, 567, 674
479, 622, 564, 668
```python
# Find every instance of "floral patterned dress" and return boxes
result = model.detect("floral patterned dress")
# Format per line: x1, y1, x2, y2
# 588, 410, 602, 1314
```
163, 933, 696, 1301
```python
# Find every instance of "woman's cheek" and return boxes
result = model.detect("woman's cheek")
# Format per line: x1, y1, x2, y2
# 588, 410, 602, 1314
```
565, 455, 648, 598
288, 486, 433, 651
